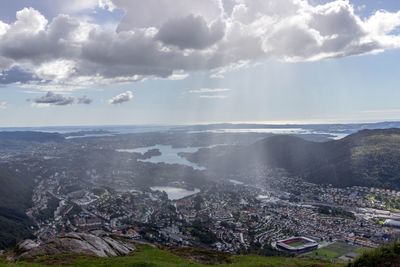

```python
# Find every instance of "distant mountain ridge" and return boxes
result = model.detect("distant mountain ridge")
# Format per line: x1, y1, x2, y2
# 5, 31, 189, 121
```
176, 121, 400, 133
0, 131, 64, 150
0, 131, 64, 142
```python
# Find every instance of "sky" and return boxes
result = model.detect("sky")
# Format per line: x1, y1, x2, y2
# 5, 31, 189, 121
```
0, 0, 400, 127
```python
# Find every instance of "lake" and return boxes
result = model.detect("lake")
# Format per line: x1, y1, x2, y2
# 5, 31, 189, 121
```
116, 145, 206, 170
150, 186, 200, 200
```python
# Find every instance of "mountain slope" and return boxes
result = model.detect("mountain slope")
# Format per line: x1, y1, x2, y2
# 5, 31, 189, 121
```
199, 129, 400, 189
0, 167, 34, 249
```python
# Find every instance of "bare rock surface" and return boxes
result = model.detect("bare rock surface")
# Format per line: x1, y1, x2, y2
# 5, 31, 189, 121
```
17, 233, 134, 259
18, 239, 40, 252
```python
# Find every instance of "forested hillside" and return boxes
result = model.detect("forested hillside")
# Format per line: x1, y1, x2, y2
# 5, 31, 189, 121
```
0, 167, 34, 249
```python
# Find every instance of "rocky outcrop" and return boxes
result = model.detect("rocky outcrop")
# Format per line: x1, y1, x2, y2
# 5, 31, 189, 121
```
17, 233, 134, 259
18, 239, 40, 252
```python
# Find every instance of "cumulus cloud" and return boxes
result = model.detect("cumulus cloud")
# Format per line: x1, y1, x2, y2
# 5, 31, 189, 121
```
167, 70, 189, 80
31, 91, 92, 106
0, 101, 7, 109
108, 90, 134, 104
98, 0, 116, 12
0, 1, 399, 88
33, 91, 74, 106
156, 15, 225, 49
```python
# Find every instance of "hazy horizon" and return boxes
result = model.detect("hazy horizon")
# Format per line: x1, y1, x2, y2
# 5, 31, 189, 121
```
2, 118, 400, 129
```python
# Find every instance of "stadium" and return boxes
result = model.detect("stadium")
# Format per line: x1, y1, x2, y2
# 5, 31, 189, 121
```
276, 237, 318, 253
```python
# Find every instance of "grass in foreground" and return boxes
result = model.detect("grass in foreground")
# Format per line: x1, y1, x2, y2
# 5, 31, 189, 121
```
0, 244, 341, 267
349, 242, 400, 267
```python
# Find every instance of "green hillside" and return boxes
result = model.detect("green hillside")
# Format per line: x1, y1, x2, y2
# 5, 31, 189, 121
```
196, 129, 400, 189
4, 243, 400, 267
4, 242, 400, 267
0, 245, 339, 267
272, 128, 400, 189
349, 242, 400, 267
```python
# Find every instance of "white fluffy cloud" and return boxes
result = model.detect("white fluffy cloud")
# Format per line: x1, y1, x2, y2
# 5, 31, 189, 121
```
108, 90, 134, 104
0, 1, 399, 89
